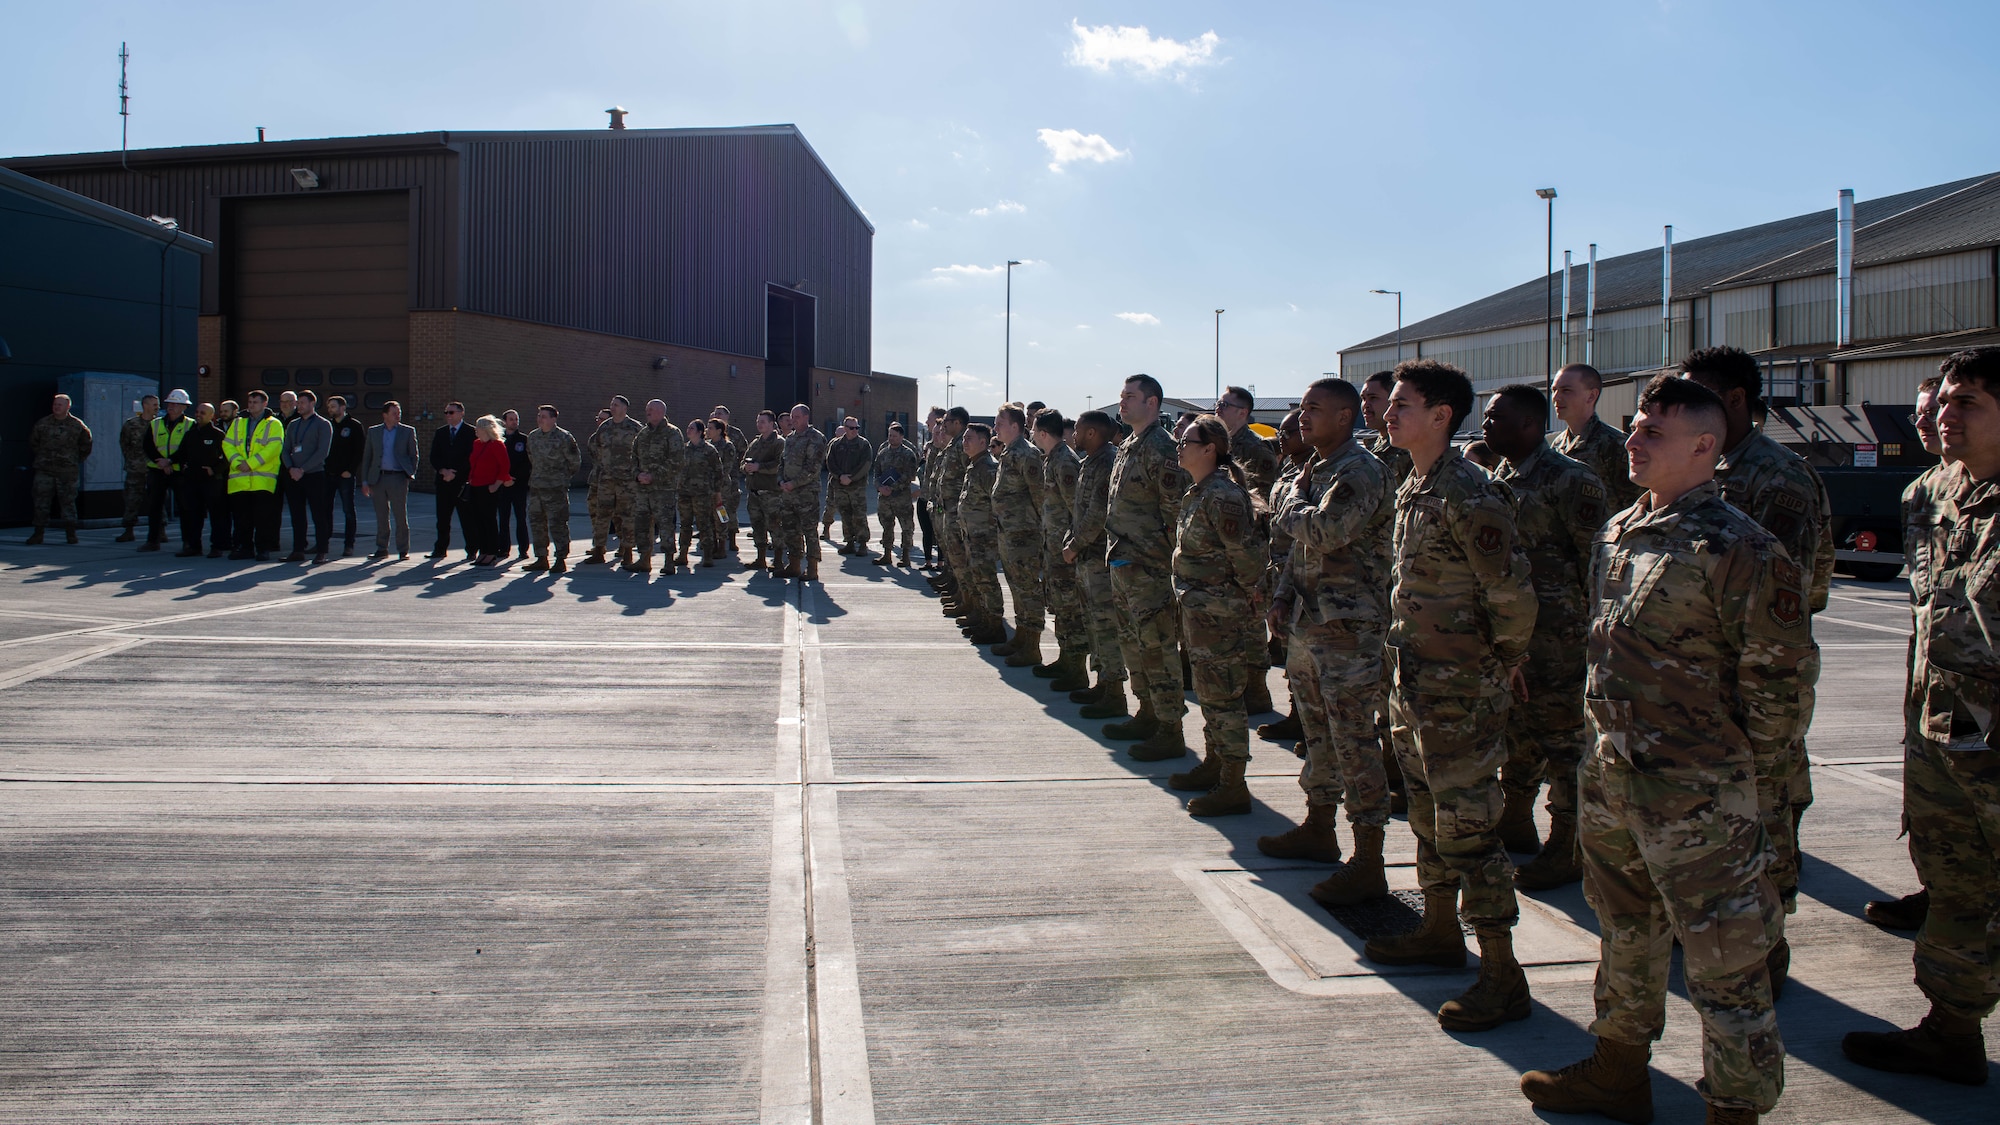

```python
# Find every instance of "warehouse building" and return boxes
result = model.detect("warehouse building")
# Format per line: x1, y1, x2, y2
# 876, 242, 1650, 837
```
4, 125, 916, 453
1339, 171, 2000, 425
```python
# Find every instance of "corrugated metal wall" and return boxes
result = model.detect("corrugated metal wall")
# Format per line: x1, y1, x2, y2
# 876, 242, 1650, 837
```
1418, 322, 1547, 393
1846, 356, 1941, 406
1856, 248, 1995, 339
1340, 343, 1405, 381
1711, 284, 1772, 351
1775, 274, 1835, 347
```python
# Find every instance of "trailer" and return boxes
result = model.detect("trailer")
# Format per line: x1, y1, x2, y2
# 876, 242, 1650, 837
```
1763, 403, 1935, 583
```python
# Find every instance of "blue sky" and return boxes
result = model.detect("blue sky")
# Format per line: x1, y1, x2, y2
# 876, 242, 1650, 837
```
7, 1, 1998, 413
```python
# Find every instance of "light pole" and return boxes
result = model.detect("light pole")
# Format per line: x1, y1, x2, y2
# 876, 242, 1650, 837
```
1370, 289, 1403, 363
1536, 187, 1557, 400
945, 365, 954, 410
1214, 309, 1225, 402
1005, 260, 1021, 403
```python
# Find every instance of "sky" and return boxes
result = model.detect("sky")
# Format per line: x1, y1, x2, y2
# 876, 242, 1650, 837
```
7, 0, 2000, 414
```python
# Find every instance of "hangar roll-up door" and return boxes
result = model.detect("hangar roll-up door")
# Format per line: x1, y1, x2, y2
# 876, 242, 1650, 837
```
226, 191, 410, 411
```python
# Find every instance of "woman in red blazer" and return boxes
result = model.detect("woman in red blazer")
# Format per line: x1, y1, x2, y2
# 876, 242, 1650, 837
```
466, 414, 515, 566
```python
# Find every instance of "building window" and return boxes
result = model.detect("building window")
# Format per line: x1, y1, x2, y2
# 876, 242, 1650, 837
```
261, 368, 289, 387
363, 367, 394, 386
328, 368, 358, 386
294, 368, 324, 387
363, 391, 394, 410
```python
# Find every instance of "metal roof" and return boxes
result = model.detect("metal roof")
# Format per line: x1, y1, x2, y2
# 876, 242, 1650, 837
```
0, 165, 214, 252
1715, 174, 2000, 286
1345, 173, 1992, 352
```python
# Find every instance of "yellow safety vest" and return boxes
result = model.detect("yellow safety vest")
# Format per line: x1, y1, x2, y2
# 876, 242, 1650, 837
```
223, 414, 285, 494
150, 416, 193, 468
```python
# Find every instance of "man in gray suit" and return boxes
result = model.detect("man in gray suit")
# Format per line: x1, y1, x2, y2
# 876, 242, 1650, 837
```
362, 400, 420, 559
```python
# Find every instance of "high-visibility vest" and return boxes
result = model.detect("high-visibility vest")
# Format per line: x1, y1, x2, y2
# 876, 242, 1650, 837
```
223, 414, 285, 494
150, 415, 193, 468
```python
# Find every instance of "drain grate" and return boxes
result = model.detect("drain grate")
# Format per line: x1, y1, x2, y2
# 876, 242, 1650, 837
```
1318, 885, 1475, 939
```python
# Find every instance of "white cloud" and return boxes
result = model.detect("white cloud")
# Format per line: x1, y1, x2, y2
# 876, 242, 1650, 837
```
1067, 19, 1220, 79
970, 199, 1027, 217
1075, 324, 1091, 330
933, 263, 1007, 277
1115, 312, 1160, 326
907, 218, 930, 231
1037, 128, 1129, 173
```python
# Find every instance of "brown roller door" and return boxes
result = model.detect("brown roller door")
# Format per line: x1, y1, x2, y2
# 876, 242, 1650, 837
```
227, 191, 409, 409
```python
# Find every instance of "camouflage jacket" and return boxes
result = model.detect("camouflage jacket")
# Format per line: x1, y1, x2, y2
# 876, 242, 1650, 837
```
992, 435, 1045, 538
1107, 420, 1189, 569
1174, 471, 1266, 601
824, 434, 872, 482
1065, 444, 1117, 561
1230, 425, 1282, 504
1552, 416, 1641, 512
679, 442, 722, 497
874, 440, 921, 498
634, 420, 687, 490
1266, 456, 1308, 578
1274, 437, 1395, 633
1496, 440, 1609, 646
1041, 441, 1082, 550
1389, 445, 1538, 695
1365, 430, 1413, 487
711, 437, 737, 488
591, 415, 645, 479
1588, 479, 1812, 786
742, 432, 784, 491
935, 437, 970, 510
120, 415, 151, 472
30, 413, 93, 470
1907, 461, 2000, 747
780, 425, 828, 489
525, 426, 581, 489
1717, 429, 1834, 613
959, 450, 998, 531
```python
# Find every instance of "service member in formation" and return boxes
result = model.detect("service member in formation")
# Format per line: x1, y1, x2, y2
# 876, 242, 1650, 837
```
711, 405, 748, 554
1066, 411, 1132, 717
955, 423, 1007, 643
1843, 347, 2000, 1087
1258, 379, 1396, 902
1219, 385, 1282, 715
116, 394, 157, 542
741, 410, 785, 571
1480, 383, 1610, 887
990, 405, 1049, 665
629, 399, 686, 574
1106, 374, 1193, 758
1165, 413, 1268, 816
823, 416, 873, 556
522, 405, 581, 573
584, 396, 645, 567
1370, 359, 1538, 1033
1031, 409, 1090, 689
25, 393, 92, 544
584, 407, 612, 553
929, 407, 972, 608
872, 421, 922, 567
777, 404, 828, 580
1522, 373, 1805, 1125
140, 389, 196, 553
1360, 370, 1414, 486
1551, 362, 1643, 512
673, 418, 721, 568
1257, 409, 1312, 743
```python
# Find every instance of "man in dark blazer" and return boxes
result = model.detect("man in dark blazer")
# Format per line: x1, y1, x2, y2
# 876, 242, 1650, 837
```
362, 400, 421, 559
429, 401, 477, 559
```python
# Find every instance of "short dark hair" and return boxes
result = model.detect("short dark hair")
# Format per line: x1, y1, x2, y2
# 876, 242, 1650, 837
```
1222, 385, 1255, 410
247, 389, 268, 402
1305, 377, 1360, 413
1077, 409, 1115, 436
446, 401, 464, 413
1679, 346, 1764, 412
537, 404, 559, 418
1364, 370, 1397, 392
1033, 409, 1066, 435
946, 406, 970, 425
1025, 400, 1046, 415
1918, 374, 1944, 395
382, 399, 402, 414
964, 422, 992, 440
142, 393, 160, 404
1557, 363, 1603, 391
296, 389, 317, 404
888, 421, 905, 433
611, 394, 630, 407
1636, 372, 1728, 434
1492, 383, 1548, 419
1124, 373, 1165, 404
327, 395, 347, 408
996, 404, 1027, 430
757, 409, 776, 422
1393, 359, 1475, 433
706, 419, 726, 434
1940, 347, 2000, 399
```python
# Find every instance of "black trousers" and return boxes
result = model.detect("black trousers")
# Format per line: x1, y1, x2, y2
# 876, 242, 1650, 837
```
287, 471, 332, 554
230, 490, 280, 553
433, 478, 474, 553
464, 485, 502, 555
332, 475, 359, 548
497, 482, 529, 553
175, 474, 209, 548
204, 475, 233, 551
145, 470, 178, 543
917, 498, 936, 558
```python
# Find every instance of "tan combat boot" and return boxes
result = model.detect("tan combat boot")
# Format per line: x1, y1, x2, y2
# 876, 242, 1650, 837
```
524, 555, 550, 573
1128, 718, 1187, 762
1363, 891, 1467, 967
1309, 824, 1389, 905
1187, 758, 1251, 817
582, 548, 607, 565
1048, 652, 1090, 693
1438, 931, 1531, 1031
635, 549, 653, 574
1003, 628, 1043, 667
1078, 677, 1128, 716
750, 547, 768, 570
1705, 1106, 1759, 1124
1101, 694, 1157, 739
1520, 1036, 1655, 1124
1499, 788, 1542, 854
1243, 671, 1274, 715
805, 555, 819, 581
1258, 804, 1343, 863
1167, 750, 1222, 792
1515, 811, 1582, 890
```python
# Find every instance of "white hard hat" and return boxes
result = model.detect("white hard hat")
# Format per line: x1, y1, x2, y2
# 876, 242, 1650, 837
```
165, 388, 193, 405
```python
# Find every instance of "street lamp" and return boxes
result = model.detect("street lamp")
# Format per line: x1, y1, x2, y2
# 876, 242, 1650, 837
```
1005, 260, 1021, 403
945, 364, 954, 410
1370, 289, 1403, 364
1214, 309, 1225, 402
1536, 187, 1557, 399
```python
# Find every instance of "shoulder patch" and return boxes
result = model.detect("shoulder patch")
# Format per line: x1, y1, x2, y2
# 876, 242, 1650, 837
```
1474, 524, 1503, 556
1772, 489, 1808, 514
1580, 482, 1605, 500
1769, 557, 1805, 627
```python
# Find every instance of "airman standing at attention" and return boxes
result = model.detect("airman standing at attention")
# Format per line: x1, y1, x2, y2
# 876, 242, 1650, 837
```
1105, 374, 1192, 760
522, 404, 581, 573
674, 420, 725, 569
872, 421, 922, 566
777, 404, 828, 580
824, 416, 873, 555
990, 404, 1048, 666
25, 393, 93, 545
1551, 362, 1642, 512
630, 399, 686, 574
1218, 385, 1282, 717
583, 406, 613, 561
931, 408, 972, 609
711, 405, 747, 554
1257, 409, 1311, 743
741, 410, 785, 571
1066, 411, 1131, 717
117, 393, 158, 543
955, 423, 1006, 645
1360, 370, 1414, 486
585, 395, 646, 568
1368, 359, 1538, 1034
707, 417, 739, 562
1032, 410, 1090, 689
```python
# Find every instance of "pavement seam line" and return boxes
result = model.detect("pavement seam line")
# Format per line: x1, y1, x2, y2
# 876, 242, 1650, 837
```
761, 593, 813, 1124
0, 581, 390, 651
0, 635, 151, 691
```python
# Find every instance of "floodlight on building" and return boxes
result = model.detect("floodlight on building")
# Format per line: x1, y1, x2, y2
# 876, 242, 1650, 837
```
290, 168, 319, 189
653, 356, 668, 370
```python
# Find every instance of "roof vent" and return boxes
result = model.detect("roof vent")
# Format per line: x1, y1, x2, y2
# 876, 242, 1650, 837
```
606, 106, 628, 130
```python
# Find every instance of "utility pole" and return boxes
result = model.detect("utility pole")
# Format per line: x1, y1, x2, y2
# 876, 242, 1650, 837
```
1536, 188, 1557, 401
1371, 289, 1403, 363
1004, 260, 1021, 403
1214, 309, 1225, 402
119, 42, 131, 170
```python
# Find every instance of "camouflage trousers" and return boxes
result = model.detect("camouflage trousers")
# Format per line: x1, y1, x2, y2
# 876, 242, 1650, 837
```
1389, 679, 1518, 933
939, 508, 970, 581
746, 488, 778, 552
526, 488, 571, 558
878, 493, 915, 554
718, 477, 740, 538
31, 470, 80, 526
997, 533, 1047, 632
593, 479, 637, 552
1043, 545, 1089, 656
678, 491, 717, 558
122, 468, 147, 528
1762, 642, 1820, 910
1581, 750, 1784, 1114
961, 524, 1004, 618
828, 482, 869, 546
1112, 560, 1186, 723
1291, 625, 1390, 826
778, 485, 822, 563
632, 486, 679, 557
1501, 630, 1589, 819
1181, 588, 1250, 762
1906, 729, 2000, 1022
1076, 557, 1126, 682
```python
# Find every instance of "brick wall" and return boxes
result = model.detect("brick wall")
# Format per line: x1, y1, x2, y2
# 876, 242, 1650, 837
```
807, 368, 918, 440
196, 316, 226, 406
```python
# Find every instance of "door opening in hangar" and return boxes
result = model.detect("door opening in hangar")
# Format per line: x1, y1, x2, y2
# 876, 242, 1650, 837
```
764, 286, 816, 413
225, 191, 410, 411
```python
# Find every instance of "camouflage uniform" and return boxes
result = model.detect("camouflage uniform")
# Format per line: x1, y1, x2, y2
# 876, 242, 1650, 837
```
716, 421, 747, 543
1553, 415, 1642, 512
992, 435, 1047, 634
1175, 471, 1268, 761
1066, 443, 1126, 685
710, 433, 738, 549
742, 432, 785, 556
120, 414, 151, 531
1365, 429, 1414, 488
779, 424, 829, 566
935, 438, 971, 582
1108, 420, 1191, 724
824, 432, 873, 549
874, 439, 922, 556
1267, 456, 1308, 710
1902, 460, 2000, 1026
524, 425, 581, 560
958, 448, 1003, 620
1494, 441, 1609, 822
632, 420, 687, 559
1581, 479, 1808, 1115
1388, 445, 1537, 934
1272, 438, 1395, 823
589, 415, 644, 554
1232, 424, 1282, 687
1040, 441, 1089, 658
679, 440, 723, 559
1718, 428, 1833, 907
29, 412, 93, 529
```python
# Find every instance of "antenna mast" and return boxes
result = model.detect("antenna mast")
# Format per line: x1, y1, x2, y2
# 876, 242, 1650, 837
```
119, 42, 131, 170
